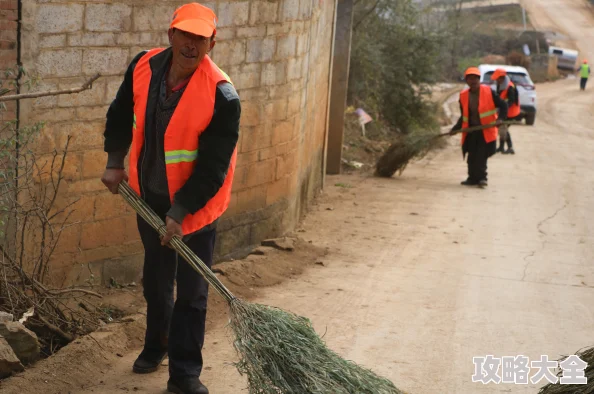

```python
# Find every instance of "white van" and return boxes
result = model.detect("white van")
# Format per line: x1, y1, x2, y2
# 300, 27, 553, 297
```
478, 64, 537, 125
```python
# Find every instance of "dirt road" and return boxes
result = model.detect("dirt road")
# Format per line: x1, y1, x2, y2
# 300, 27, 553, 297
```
3, 1, 594, 394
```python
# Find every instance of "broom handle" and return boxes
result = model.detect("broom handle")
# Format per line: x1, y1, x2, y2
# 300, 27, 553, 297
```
436, 120, 517, 138
117, 182, 237, 304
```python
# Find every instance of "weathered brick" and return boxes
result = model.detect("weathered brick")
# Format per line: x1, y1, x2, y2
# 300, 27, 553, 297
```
36, 4, 84, 33
228, 63, 261, 89
0, 48, 16, 63
133, 5, 178, 31
83, 48, 129, 76
236, 186, 267, 213
217, 2, 249, 27
237, 146, 275, 167
272, 117, 294, 145
246, 37, 275, 63
0, 41, 16, 50
299, 0, 313, 20
58, 79, 106, 107
35, 151, 81, 183
237, 26, 267, 38
266, 177, 289, 205
67, 179, 106, 194
297, 31, 308, 54
276, 35, 296, 59
275, 149, 298, 179
265, 98, 289, 122
211, 40, 245, 67
287, 94, 302, 116
31, 81, 58, 109
95, 192, 131, 221
266, 23, 290, 36
261, 62, 286, 86
287, 57, 302, 80
79, 240, 142, 265
239, 102, 260, 127
280, 0, 299, 21
244, 158, 276, 188
85, 4, 132, 32
53, 224, 82, 255
80, 217, 136, 250
65, 193, 96, 224
29, 108, 76, 123
39, 34, 66, 49
55, 121, 104, 151
250, 1, 279, 25
105, 78, 124, 104
68, 32, 116, 47
76, 106, 109, 121
214, 28, 235, 41
240, 125, 272, 153
0, 9, 17, 21
37, 49, 82, 77
81, 149, 107, 179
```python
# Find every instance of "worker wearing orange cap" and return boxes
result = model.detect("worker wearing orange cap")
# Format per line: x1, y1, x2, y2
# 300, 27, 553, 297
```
101, 3, 240, 393
450, 67, 508, 187
491, 68, 520, 154
578, 60, 590, 90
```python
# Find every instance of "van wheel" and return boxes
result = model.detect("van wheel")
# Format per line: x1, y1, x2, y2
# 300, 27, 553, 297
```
525, 113, 536, 125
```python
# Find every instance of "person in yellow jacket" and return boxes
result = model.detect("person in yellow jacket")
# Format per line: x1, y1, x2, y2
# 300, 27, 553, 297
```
578, 60, 590, 91
101, 3, 241, 394
450, 67, 507, 187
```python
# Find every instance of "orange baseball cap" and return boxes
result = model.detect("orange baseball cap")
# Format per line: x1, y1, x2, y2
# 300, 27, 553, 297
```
170, 3, 217, 37
464, 67, 480, 77
491, 68, 507, 80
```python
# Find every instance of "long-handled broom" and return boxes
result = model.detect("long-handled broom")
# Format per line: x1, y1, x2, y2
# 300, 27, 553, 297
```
375, 121, 518, 178
117, 182, 403, 394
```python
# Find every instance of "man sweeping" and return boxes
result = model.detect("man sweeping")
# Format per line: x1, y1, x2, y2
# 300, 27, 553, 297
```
450, 67, 507, 187
492, 68, 520, 154
578, 60, 590, 91
100, 3, 241, 394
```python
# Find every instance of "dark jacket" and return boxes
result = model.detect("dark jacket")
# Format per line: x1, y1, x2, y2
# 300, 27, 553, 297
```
451, 88, 508, 132
497, 82, 519, 108
103, 48, 241, 225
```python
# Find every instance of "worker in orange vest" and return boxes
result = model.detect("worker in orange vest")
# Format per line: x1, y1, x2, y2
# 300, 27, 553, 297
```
101, 4, 240, 394
491, 68, 520, 154
450, 67, 508, 187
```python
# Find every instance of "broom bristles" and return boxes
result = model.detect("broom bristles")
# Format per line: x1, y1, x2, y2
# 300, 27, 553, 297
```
117, 182, 403, 394
229, 299, 403, 394
538, 346, 594, 394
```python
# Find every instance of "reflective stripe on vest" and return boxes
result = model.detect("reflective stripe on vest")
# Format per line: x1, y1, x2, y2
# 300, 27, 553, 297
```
581, 64, 590, 79
459, 84, 499, 145
499, 82, 521, 118
129, 49, 237, 235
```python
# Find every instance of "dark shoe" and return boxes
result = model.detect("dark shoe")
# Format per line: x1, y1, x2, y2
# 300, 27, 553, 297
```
497, 146, 504, 153
478, 179, 488, 187
167, 377, 209, 394
461, 179, 478, 186
132, 351, 167, 374
506, 147, 515, 154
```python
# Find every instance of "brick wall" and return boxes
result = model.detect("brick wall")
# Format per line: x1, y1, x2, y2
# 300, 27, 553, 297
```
17, 0, 335, 286
0, 0, 18, 121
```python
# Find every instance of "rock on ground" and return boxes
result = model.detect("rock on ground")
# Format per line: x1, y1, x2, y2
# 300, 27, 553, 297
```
0, 336, 24, 378
0, 322, 40, 364
261, 237, 295, 251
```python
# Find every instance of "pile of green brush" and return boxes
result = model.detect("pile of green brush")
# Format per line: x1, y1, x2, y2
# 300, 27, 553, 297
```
538, 346, 594, 394
375, 122, 517, 177
118, 182, 403, 394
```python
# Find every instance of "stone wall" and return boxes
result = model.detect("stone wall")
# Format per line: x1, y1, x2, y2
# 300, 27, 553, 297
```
0, 0, 18, 121
16, 0, 336, 285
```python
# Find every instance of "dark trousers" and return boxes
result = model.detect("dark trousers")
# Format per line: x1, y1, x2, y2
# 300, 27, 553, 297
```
137, 192, 215, 379
465, 132, 489, 182
580, 77, 588, 90
499, 128, 513, 150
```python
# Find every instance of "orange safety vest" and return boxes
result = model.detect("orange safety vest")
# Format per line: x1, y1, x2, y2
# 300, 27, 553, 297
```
459, 84, 498, 145
499, 82, 521, 118
129, 48, 237, 235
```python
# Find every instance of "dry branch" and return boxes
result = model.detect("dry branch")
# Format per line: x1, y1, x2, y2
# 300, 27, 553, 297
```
0, 73, 100, 102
